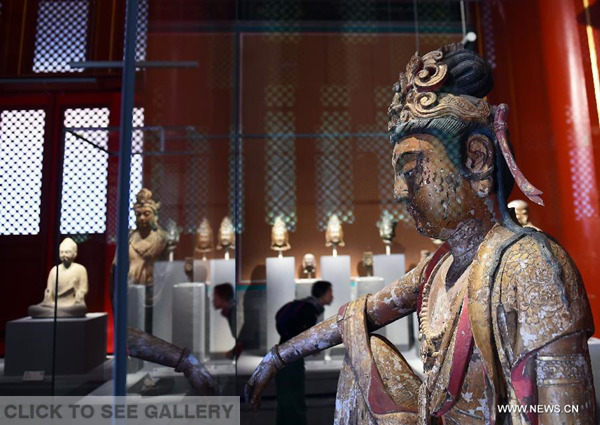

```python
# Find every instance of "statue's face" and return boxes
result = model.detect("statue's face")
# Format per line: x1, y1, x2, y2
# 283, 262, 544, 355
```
302, 254, 316, 270
393, 134, 479, 239
198, 231, 212, 249
135, 206, 155, 230
272, 228, 287, 247
328, 226, 341, 243
59, 245, 76, 266
379, 221, 393, 239
220, 227, 234, 246
513, 206, 529, 226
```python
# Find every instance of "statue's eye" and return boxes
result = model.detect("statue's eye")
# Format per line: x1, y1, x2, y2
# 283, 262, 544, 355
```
402, 159, 418, 179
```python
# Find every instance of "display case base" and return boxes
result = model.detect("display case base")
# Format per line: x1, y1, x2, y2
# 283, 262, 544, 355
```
4, 313, 107, 376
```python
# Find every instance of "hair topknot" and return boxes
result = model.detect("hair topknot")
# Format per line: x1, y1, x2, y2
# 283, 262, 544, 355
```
441, 45, 493, 98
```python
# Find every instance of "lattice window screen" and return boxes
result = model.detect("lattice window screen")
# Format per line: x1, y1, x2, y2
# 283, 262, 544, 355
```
0, 110, 46, 235
129, 108, 145, 228
60, 108, 110, 234
315, 98, 355, 231
33, 0, 90, 73
136, 0, 149, 62
229, 133, 244, 233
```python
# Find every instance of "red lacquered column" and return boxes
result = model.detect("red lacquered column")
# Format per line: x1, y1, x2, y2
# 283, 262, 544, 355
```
537, 0, 600, 333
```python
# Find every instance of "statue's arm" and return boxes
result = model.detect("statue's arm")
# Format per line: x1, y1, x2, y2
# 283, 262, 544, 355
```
127, 326, 218, 395
279, 260, 424, 363
496, 236, 596, 423
43, 267, 57, 304
77, 266, 89, 301
365, 259, 424, 329
533, 332, 596, 423
246, 258, 427, 409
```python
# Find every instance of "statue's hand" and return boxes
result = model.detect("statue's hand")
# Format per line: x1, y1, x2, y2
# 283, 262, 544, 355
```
179, 352, 219, 396
244, 347, 284, 411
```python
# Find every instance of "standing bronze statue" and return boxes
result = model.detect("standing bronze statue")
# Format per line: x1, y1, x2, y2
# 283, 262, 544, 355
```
246, 44, 596, 423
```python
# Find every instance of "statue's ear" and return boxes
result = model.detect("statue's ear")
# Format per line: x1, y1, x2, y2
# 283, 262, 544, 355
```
465, 133, 494, 197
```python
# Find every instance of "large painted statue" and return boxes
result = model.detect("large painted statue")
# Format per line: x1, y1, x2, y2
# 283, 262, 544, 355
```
246, 44, 596, 423
29, 237, 88, 318
128, 188, 167, 285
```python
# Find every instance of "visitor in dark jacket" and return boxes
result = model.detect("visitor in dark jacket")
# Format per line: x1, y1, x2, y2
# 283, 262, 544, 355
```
275, 280, 333, 425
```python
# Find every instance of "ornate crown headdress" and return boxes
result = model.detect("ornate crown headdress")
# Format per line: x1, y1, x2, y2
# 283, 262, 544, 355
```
134, 188, 161, 212
388, 43, 544, 206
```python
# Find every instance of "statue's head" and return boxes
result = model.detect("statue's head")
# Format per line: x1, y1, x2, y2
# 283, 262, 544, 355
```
271, 216, 290, 250
217, 216, 235, 250
325, 214, 345, 247
196, 218, 214, 252
302, 253, 316, 273
388, 44, 542, 240
507, 199, 530, 226
59, 237, 77, 266
363, 251, 374, 268
133, 188, 160, 231
378, 212, 397, 244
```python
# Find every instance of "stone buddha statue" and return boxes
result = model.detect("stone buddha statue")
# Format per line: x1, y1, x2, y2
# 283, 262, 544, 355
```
301, 253, 316, 278
270, 216, 291, 255
29, 238, 88, 318
325, 214, 345, 255
377, 212, 397, 255
128, 188, 167, 286
194, 218, 214, 261
216, 216, 235, 259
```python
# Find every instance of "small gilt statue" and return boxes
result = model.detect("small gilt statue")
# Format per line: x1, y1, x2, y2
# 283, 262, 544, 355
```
194, 218, 214, 261
128, 188, 167, 286
325, 214, 345, 256
29, 238, 88, 318
164, 219, 181, 262
301, 253, 316, 278
362, 251, 374, 277
216, 216, 235, 260
270, 216, 291, 257
377, 212, 397, 255
246, 44, 596, 423
508, 199, 541, 230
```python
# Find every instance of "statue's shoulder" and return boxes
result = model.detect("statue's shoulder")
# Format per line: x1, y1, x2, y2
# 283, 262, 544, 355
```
494, 230, 593, 348
72, 262, 87, 273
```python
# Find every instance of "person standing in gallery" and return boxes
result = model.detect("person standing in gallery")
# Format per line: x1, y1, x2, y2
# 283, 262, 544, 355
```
274, 280, 333, 425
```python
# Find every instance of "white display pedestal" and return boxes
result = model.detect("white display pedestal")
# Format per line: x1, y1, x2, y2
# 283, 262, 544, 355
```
128, 284, 145, 331
266, 257, 296, 348
209, 259, 236, 352
193, 259, 209, 283
373, 253, 412, 348
320, 255, 351, 321
295, 278, 317, 300
172, 283, 207, 360
153, 261, 187, 342
355, 276, 385, 298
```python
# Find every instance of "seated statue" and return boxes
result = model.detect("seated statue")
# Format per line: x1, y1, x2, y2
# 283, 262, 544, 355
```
246, 44, 597, 423
29, 237, 88, 318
